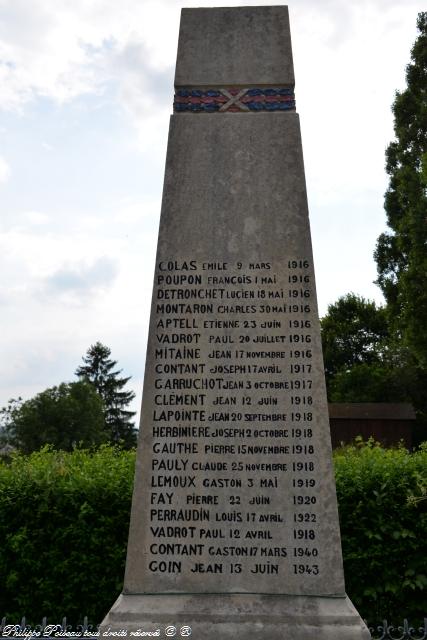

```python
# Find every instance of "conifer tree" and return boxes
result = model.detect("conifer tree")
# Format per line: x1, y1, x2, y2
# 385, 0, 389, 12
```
374, 12, 427, 437
374, 12, 427, 369
76, 342, 137, 448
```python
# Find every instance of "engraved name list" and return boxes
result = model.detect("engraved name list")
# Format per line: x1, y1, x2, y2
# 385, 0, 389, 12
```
143, 255, 323, 592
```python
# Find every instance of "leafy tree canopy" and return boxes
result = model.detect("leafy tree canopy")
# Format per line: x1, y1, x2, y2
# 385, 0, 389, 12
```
321, 293, 389, 382
374, 12, 427, 370
320, 294, 415, 404
322, 15, 427, 442
0, 382, 106, 454
76, 342, 137, 448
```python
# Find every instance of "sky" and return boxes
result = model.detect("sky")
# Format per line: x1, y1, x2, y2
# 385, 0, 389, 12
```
0, 0, 424, 420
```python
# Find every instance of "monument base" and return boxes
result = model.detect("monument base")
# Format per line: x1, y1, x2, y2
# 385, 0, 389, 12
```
101, 592, 371, 639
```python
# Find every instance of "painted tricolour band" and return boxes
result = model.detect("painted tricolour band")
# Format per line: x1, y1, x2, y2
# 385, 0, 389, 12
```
174, 88, 296, 113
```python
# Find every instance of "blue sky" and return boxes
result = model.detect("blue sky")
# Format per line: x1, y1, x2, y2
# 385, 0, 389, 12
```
0, 0, 424, 420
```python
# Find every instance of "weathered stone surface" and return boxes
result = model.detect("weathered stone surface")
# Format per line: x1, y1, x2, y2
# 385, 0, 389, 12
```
123, 113, 345, 597
175, 6, 294, 88
101, 6, 370, 639
104, 593, 370, 639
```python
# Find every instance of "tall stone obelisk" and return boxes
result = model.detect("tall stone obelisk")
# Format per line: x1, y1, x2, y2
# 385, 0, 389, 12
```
101, 7, 371, 639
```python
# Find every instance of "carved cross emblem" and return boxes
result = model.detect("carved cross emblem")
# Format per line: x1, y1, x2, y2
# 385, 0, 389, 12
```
219, 89, 250, 112
173, 87, 296, 113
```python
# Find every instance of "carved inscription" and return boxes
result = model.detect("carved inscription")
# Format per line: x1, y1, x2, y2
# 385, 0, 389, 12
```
146, 258, 322, 585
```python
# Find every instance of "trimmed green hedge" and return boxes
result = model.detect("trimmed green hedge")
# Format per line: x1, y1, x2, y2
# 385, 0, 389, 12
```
334, 441, 427, 622
0, 446, 135, 623
0, 443, 426, 623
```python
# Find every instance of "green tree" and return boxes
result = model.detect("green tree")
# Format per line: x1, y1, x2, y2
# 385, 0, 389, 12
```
319, 15, 426, 440
0, 397, 23, 449
374, 14, 427, 356
320, 293, 414, 403
76, 342, 137, 447
327, 361, 414, 403
1, 382, 106, 454
374, 12, 427, 430
321, 294, 387, 380
321, 293, 389, 376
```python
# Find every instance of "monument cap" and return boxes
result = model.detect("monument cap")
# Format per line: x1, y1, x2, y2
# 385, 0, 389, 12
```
175, 6, 295, 88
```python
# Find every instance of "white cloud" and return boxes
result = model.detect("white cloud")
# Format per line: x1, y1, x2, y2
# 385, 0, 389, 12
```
0, 0, 173, 112
0, 0, 425, 413
0, 0, 422, 157
23, 210, 49, 225
43, 256, 118, 300
0, 155, 11, 183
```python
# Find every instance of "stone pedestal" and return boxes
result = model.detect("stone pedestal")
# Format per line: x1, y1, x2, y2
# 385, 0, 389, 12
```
101, 7, 371, 639
104, 594, 369, 639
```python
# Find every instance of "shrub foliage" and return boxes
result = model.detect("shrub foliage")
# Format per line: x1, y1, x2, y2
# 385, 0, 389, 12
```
0, 446, 135, 623
334, 441, 427, 621
0, 443, 426, 623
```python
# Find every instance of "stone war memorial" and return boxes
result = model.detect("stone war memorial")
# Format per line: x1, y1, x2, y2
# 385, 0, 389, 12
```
102, 6, 371, 639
